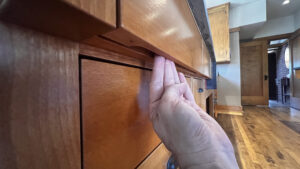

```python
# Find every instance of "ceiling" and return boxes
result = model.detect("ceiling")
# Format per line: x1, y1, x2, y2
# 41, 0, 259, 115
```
267, 0, 300, 19
205, 0, 300, 40
205, 0, 300, 18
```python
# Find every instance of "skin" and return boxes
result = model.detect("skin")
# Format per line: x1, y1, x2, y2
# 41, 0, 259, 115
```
149, 56, 239, 169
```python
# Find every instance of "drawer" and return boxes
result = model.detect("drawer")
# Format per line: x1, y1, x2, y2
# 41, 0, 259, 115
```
81, 58, 160, 169
104, 0, 207, 77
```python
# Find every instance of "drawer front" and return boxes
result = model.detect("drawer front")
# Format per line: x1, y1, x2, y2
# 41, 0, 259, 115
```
105, 0, 207, 77
81, 59, 160, 169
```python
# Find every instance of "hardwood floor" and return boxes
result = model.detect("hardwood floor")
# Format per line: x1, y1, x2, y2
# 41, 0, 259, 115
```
217, 106, 300, 169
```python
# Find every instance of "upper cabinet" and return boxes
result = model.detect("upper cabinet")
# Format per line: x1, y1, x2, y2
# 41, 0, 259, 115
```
0, 0, 213, 78
0, 0, 116, 40
63, 0, 116, 27
104, 0, 211, 78
208, 3, 230, 63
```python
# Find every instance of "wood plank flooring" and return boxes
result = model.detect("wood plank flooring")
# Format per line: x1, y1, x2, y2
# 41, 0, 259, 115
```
217, 106, 300, 169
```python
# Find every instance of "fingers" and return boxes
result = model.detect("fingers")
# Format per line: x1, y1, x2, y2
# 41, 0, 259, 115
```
163, 83, 187, 99
164, 60, 175, 87
178, 72, 196, 103
150, 56, 165, 103
171, 62, 180, 84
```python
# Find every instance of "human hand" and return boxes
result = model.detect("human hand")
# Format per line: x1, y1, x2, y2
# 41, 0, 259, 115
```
149, 56, 239, 169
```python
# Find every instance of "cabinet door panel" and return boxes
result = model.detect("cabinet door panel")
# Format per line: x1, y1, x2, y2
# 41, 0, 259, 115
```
208, 3, 230, 63
82, 59, 160, 169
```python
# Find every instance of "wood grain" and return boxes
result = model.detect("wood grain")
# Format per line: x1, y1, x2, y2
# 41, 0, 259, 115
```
240, 40, 269, 105
217, 106, 300, 169
137, 144, 171, 169
191, 40, 211, 77
104, 0, 209, 78
63, 0, 116, 27
202, 43, 212, 77
80, 39, 202, 78
0, 0, 115, 41
82, 59, 160, 169
208, 3, 230, 63
0, 22, 80, 169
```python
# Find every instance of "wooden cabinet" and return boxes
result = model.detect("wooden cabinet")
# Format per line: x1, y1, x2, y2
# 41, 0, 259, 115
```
63, 0, 116, 27
104, 0, 209, 77
0, 0, 212, 78
0, 21, 81, 169
0, 0, 116, 40
190, 78, 214, 116
81, 59, 160, 169
0, 0, 214, 168
208, 3, 230, 63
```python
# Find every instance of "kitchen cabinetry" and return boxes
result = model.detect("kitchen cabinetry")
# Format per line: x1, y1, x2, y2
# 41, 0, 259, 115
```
0, 0, 214, 168
104, 0, 211, 77
0, 0, 116, 40
208, 3, 230, 63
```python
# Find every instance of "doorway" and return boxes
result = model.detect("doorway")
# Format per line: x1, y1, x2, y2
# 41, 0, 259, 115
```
267, 39, 290, 106
268, 52, 277, 100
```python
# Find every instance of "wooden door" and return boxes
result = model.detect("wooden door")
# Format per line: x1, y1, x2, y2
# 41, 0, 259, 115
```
240, 41, 269, 105
81, 58, 160, 169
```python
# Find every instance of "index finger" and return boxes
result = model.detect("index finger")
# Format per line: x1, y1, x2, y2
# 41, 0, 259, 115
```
150, 56, 165, 103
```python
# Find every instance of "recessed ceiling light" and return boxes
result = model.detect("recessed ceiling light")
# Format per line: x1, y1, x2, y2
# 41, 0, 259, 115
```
282, 0, 290, 5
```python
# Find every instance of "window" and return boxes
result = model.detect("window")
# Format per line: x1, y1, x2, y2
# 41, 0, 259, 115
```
285, 45, 290, 69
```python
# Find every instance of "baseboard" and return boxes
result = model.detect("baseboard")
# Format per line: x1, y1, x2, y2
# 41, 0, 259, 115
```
215, 105, 243, 111
291, 97, 300, 110
214, 105, 243, 118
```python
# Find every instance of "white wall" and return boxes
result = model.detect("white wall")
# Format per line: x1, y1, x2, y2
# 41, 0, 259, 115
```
294, 10, 300, 30
254, 15, 295, 39
229, 0, 266, 28
216, 32, 241, 107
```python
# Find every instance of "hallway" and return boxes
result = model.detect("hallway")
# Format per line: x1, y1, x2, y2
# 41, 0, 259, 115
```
217, 106, 300, 169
